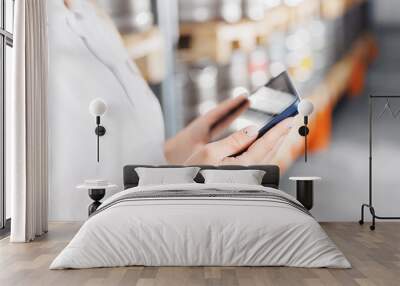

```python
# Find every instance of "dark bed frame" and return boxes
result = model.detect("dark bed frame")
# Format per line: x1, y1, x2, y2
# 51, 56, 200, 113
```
123, 165, 280, 189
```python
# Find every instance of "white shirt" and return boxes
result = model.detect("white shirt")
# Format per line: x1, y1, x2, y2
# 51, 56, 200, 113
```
48, 0, 166, 220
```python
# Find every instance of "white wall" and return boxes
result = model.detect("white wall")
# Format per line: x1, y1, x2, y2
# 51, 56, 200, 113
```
372, 0, 400, 26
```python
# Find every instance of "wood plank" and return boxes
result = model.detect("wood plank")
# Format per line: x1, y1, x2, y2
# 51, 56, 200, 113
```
1, 222, 399, 286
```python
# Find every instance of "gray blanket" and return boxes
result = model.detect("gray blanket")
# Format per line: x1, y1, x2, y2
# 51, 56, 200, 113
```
92, 189, 311, 217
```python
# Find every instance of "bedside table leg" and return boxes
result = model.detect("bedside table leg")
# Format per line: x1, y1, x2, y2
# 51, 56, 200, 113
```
296, 181, 313, 210
88, 201, 102, 216
88, 189, 106, 216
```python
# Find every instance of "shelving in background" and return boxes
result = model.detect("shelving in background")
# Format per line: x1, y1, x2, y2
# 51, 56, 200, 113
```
274, 35, 375, 171
97, 0, 374, 171
175, 0, 372, 140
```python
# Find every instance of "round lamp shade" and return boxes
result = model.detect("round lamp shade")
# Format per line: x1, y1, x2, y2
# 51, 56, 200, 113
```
89, 98, 107, 117
298, 99, 314, 116
232, 86, 250, 98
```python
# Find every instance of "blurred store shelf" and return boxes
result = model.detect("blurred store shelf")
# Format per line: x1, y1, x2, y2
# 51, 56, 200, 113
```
287, 0, 320, 25
175, 0, 374, 171
178, 5, 291, 64
100, 0, 374, 171
177, 0, 346, 64
272, 34, 375, 172
123, 27, 165, 84
321, 0, 366, 19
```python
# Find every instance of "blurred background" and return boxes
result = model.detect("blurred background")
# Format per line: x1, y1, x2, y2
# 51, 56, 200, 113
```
96, 0, 374, 125
86, 0, 400, 220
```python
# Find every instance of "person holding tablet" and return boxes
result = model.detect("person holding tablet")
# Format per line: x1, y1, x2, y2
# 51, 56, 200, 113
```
60, 0, 294, 167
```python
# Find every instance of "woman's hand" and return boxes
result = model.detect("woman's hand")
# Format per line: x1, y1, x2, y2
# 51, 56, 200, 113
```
184, 118, 293, 166
164, 95, 250, 164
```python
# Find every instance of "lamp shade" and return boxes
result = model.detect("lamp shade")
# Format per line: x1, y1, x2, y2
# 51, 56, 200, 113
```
232, 86, 250, 98
89, 98, 107, 117
298, 99, 314, 116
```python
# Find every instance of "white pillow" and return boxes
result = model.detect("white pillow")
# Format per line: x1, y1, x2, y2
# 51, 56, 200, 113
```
135, 167, 200, 186
200, 169, 266, 185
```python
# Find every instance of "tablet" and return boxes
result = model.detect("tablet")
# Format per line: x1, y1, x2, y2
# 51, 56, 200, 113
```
250, 71, 301, 138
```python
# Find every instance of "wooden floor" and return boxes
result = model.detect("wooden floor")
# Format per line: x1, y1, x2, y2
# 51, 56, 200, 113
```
0, 222, 399, 286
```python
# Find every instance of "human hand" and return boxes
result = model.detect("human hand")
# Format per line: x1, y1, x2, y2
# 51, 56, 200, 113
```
165, 95, 250, 164
184, 117, 294, 166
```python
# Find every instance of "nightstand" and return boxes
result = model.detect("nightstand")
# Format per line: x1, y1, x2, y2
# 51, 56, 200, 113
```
77, 181, 117, 216
289, 177, 321, 210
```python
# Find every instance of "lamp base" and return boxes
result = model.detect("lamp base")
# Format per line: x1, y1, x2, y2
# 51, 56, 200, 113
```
88, 188, 106, 216
95, 126, 106, 136
298, 126, 309, 136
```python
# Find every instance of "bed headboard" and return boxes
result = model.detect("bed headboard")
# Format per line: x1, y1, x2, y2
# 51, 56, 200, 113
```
123, 165, 280, 189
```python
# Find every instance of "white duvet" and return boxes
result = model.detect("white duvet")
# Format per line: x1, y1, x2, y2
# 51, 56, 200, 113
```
50, 183, 350, 269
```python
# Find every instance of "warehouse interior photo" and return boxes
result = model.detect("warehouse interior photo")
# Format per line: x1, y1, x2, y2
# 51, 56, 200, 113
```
1, 0, 400, 285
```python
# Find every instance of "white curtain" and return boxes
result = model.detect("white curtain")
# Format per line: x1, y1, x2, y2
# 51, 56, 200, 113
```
7, 0, 48, 242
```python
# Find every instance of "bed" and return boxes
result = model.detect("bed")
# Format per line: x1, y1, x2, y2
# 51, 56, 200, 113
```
50, 165, 350, 269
